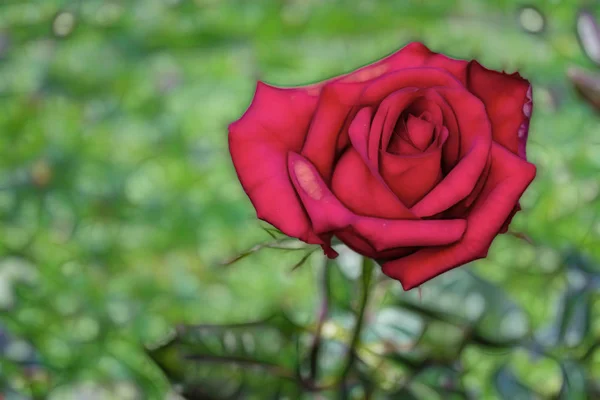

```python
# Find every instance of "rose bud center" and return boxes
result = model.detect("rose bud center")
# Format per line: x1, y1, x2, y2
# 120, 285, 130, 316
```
388, 113, 437, 154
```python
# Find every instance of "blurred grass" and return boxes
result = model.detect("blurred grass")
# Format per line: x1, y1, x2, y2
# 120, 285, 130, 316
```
0, 0, 598, 399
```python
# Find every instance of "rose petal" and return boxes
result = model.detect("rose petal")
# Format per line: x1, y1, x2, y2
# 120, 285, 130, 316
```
387, 135, 422, 155
397, 42, 469, 83
335, 227, 418, 259
340, 42, 469, 86
410, 88, 492, 217
387, 114, 436, 154
406, 97, 444, 125
301, 82, 363, 181
348, 106, 378, 173
372, 88, 421, 161
302, 67, 467, 182
381, 127, 447, 207
377, 89, 447, 154
447, 153, 492, 215
288, 152, 467, 251
331, 147, 416, 219
382, 143, 536, 290
381, 90, 458, 163
499, 205, 520, 234
467, 61, 532, 158
430, 92, 461, 170
229, 82, 323, 244
406, 114, 436, 151
349, 94, 449, 208
300, 42, 468, 96
346, 104, 433, 213
360, 67, 464, 105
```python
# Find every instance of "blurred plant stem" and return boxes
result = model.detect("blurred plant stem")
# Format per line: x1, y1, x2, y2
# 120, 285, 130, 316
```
307, 258, 331, 384
338, 257, 375, 398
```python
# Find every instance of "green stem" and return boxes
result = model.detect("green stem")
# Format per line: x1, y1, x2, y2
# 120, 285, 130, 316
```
338, 257, 375, 396
308, 257, 331, 383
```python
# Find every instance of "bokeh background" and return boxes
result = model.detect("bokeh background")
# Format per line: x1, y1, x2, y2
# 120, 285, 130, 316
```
0, 0, 599, 399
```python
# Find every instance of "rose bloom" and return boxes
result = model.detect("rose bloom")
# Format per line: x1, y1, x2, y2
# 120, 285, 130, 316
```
229, 42, 535, 290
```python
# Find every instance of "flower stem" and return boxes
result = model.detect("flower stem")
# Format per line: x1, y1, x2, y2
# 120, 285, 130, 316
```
307, 257, 331, 383
338, 256, 375, 396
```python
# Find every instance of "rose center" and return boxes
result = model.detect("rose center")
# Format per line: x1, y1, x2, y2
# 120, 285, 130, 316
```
388, 113, 436, 155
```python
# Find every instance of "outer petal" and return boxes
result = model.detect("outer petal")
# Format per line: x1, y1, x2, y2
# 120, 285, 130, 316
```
394, 42, 469, 84
467, 61, 532, 158
337, 42, 469, 85
279, 42, 469, 101
382, 143, 536, 290
288, 152, 467, 251
336, 228, 418, 259
229, 82, 322, 244
301, 82, 363, 181
359, 68, 464, 105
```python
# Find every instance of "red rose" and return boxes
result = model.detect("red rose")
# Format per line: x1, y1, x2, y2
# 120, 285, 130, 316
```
229, 42, 536, 290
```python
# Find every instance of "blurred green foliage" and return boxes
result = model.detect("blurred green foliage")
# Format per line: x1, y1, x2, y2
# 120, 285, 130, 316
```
0, 0, 599, 399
